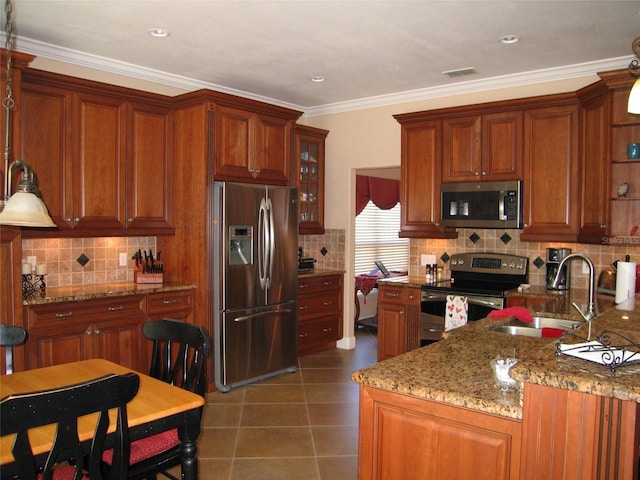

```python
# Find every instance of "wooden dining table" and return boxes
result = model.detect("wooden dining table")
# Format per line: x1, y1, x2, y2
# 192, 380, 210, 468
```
0, 359, 205, 480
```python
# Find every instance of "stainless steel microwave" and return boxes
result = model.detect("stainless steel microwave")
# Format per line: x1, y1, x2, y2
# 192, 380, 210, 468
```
440, 180, 523, 229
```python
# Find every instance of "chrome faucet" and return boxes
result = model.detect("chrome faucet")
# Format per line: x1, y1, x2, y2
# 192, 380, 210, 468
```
551, 252, 597, 323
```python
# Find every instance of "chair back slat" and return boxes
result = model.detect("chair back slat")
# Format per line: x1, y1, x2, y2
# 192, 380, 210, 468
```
0, 324, 27, 374
143, 319, 210, 396
1, 372, 139, 480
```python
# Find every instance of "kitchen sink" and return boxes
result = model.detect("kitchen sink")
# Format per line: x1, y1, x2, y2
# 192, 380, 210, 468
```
490, 316, 584, 337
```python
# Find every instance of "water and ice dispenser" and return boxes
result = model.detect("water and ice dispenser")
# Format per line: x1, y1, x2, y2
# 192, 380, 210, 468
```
229, 225, 253, 265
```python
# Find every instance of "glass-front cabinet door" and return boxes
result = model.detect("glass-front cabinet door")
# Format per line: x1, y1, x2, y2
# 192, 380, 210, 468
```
294, 125, 328, 234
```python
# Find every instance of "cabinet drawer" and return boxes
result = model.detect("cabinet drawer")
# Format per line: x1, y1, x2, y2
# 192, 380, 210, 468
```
147, 289, 194, 315
298, 293, 341, 319
297, 316, 340, 345
26, 295, 146, 329
298, 274, 342, 294
378, 285, 407, 304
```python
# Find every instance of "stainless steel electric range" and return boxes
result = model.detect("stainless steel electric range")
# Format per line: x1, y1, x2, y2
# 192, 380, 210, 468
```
421, 252, 529, 344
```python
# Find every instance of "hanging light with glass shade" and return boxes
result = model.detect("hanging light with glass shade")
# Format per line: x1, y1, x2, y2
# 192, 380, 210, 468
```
627, 35, 640, 114
0, 0, 55, 227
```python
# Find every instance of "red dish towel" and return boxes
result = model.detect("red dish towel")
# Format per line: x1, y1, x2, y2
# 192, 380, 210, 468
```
541, 327, 565, 338
487, 306, 533, 323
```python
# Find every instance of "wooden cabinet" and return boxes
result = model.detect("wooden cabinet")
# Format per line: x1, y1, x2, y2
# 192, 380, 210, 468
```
147, 289, 195, 324
0, 227, 24, 374
377, 284, 420, 361
520, 383, 639, 479
358, 384, 522, 480
297, 273, 344, 356
521, 99, 580, 242
212, 103, 295, 185
23, 288, 196, 373
25, 295, 147, 371
293, 124, 328, 234
442, 111, 522, 182
393, 115, 457, 238
17, 69, 173, 238
577, 82, 611, 243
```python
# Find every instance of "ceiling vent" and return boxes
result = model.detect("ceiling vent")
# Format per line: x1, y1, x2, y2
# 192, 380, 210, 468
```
442, 67, 478, 78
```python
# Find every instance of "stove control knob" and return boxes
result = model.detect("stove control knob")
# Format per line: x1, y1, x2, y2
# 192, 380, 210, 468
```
509, 262, 515, 269
451, 259, 457, 266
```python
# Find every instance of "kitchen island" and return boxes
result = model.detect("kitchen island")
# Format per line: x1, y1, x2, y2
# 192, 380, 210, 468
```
352, 293, 640, 480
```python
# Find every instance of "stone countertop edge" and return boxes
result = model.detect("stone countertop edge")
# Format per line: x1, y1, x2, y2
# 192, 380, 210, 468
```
298, 268, 346, 278
351, 283, 640, 420
23, 281, 197, 305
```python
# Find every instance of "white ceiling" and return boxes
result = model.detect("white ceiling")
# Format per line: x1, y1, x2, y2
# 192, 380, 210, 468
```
5, 0, 640, 115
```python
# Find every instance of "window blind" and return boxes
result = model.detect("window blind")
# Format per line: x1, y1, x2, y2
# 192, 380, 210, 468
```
355, 201, 408, 275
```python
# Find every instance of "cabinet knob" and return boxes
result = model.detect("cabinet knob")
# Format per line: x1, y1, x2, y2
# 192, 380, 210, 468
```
55, 311, 74, 318
299, 305, 309, 310
481, 171, 486, 175
86, 329, 93, 335
298, 332, 309, 338
74, 218, 80, 222
94, 329, 101, 335
127, 218, 133, 223
323, 301, 333, 306
108, 305, 124, 311
322, 327, 333, 332
162, 299, 178, 304
475, 171, 479, 176
400, 311, 404, 315
409, 295, 414, 300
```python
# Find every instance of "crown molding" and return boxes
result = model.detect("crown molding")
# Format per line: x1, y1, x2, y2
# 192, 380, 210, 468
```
9, 34, 633, 118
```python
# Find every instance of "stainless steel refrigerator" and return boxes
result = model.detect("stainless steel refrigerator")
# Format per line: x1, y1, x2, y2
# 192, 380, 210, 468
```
213, 182, 298, 392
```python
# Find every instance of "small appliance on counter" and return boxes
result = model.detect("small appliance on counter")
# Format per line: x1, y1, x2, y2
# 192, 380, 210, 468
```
297, 247, 316, 272
545, 247, 571, 290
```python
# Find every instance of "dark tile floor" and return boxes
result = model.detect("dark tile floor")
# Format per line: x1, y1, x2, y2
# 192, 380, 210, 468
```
174, 328, 377, 480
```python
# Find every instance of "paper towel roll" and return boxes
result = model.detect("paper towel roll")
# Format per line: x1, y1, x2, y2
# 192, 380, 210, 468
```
615, 261, 637, 304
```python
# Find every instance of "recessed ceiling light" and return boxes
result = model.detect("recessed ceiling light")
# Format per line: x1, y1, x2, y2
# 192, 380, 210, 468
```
310, 76, 325, 83
147, 28, 170, 38
499, 34, 519, 45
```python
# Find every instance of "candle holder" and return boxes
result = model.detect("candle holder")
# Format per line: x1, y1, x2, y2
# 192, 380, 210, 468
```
22, 273, 46, 298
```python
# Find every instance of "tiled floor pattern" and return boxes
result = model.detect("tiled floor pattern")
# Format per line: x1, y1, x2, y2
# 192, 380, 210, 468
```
172, 328, 377, 480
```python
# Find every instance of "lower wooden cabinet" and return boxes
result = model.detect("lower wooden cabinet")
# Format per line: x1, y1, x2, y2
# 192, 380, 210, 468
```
358, 384, 522, 480
23, 288, 195, 372
520, 383, 639, 480
377, 284, 421, 361
297, 273, 343, 356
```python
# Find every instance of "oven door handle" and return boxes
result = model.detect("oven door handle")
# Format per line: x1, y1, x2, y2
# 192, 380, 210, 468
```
467, 297, 503, 309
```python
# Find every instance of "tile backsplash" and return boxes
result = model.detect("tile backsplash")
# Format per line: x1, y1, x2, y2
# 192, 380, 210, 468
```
21, 228, 637, 291
299, 229, 346, 271
21, 237, 156, 288
410, 229, 638, 290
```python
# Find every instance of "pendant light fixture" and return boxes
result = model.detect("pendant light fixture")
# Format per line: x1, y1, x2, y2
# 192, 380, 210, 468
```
627, 35, 640, 114
0, 0, 55, 227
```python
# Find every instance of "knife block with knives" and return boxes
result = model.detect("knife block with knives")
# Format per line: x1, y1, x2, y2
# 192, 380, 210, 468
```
133, 249, 164, 284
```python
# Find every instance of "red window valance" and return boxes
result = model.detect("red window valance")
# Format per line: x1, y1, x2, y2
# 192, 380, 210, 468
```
356, 175, 400, 216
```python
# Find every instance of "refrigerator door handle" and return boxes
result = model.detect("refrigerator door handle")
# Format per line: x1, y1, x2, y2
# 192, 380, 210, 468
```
234, 309, 293, 322
258, 197, 268, 290
266, 196, 275, 290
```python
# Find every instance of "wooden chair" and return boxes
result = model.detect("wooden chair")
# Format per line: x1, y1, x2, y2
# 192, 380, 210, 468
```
0, 324, 27, 374
1, 372, 140, 480
104, 318, 210, 480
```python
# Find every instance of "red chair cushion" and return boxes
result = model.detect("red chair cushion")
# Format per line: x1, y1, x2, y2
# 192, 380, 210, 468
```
102, 428, 180, 465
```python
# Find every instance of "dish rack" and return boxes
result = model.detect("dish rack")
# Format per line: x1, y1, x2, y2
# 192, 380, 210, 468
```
556, 330, 640, 372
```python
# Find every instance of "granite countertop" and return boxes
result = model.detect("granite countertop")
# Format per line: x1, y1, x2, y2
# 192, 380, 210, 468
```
298, 268, 345, 278
351, 285, 640, 420
23, 281, 197, 306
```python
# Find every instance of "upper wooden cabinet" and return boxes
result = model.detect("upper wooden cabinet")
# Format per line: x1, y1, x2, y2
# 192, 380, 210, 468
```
577, 82, 611, 244
18, 70, 173, 238
293, 124, 328, 234
393, 115, 457, 238
212, 104, 295, 185
521, 99, 580, 242
442, 111, 523, 182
